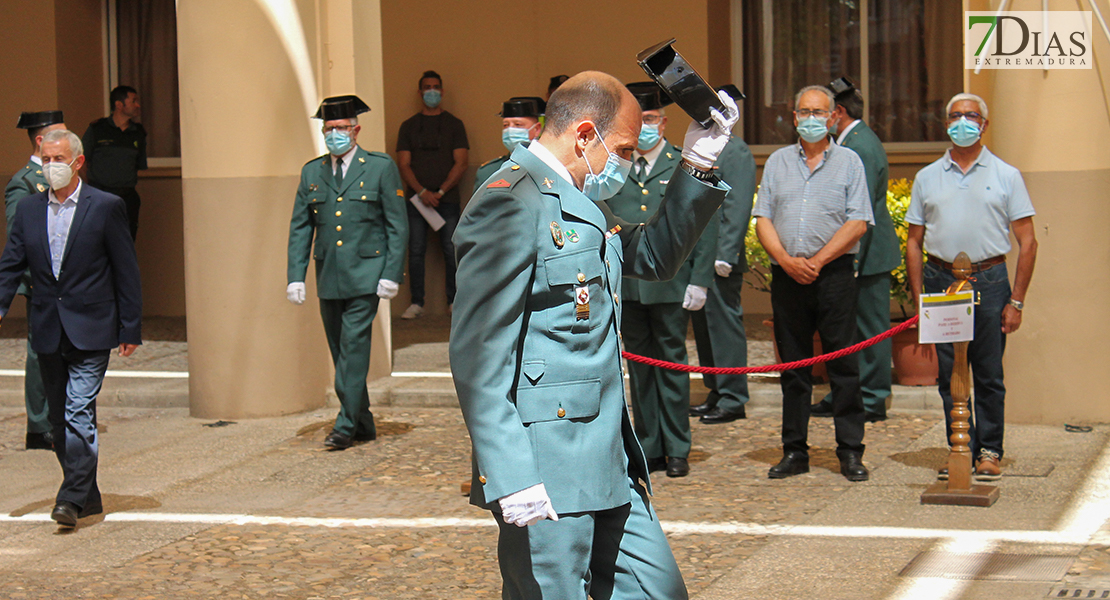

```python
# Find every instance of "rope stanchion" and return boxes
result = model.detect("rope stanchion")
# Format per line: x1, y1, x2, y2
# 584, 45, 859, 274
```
621, 315, 919, 375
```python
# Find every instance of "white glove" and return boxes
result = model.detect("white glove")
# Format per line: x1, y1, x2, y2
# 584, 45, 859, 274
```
681, 90, 740, 169
376, 279, 399, 299
714, 260, 733, 278
498, 483, 559, 527
286, 282, 306, 305
682, 285, 708, 311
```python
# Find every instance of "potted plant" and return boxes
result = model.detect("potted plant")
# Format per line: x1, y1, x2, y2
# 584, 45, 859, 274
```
887, 178, 938, 386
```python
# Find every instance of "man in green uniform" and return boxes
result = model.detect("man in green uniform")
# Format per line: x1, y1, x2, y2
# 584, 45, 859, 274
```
451, 71, 737, 600
473, 97, 543, 193
603, 82, 716, 478
690, 85, 758, 424
287, 95, 408, 450
811, 78, 899, 422
5, 110, 66, 450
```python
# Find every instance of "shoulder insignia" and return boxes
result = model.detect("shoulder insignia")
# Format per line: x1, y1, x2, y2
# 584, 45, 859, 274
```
36, 183, 46, 192
396, 189, 404, 197
358, 157, 366, 163
487, 179, 511, 188
665, 152, 673, 159
510, 165, 520, 171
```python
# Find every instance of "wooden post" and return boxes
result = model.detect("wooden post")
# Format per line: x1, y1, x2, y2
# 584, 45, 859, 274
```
920, 252, 999, 507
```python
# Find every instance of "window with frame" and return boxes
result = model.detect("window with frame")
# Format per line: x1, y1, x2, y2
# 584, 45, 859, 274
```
112, 0, 180, 160
739, 0, 963, 146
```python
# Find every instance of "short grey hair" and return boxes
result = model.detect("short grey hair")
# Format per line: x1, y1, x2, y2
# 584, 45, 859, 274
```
41, 129, 83, 157
946, 93, 989, 119
794, 85, 836, 112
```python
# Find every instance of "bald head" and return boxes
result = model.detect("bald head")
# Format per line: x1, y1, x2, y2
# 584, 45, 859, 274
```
543, 71, 637, 138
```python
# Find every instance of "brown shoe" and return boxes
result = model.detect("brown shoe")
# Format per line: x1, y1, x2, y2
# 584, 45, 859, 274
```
974, 451, 1002, 481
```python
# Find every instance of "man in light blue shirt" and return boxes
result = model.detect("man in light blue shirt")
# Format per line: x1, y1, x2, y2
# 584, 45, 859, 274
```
906, 93, 1038, 482
754, 85, 874, 483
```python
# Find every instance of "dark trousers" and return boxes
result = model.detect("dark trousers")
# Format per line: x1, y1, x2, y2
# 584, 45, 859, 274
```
690, 271, 750, 412
406, 201, 459, 306
622, 300, 691, 460
319, 295, 379, 439
924, 261, 1009, 458
819, 271, 893, 415
39, 331, 110, 510
771, 255, 865, 454
24, 311, 49, 434
93, 185, 141, 240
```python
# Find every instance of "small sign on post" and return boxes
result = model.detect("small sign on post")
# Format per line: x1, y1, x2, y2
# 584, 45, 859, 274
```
918, 291, 975, 344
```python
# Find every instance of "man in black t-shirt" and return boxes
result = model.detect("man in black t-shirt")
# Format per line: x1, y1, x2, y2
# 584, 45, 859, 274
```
396, 70, 469, 319
82, 85, 147, 240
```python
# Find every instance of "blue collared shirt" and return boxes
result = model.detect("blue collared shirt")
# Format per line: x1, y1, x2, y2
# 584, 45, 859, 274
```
753, 142, 873, 261
906, 147, 1035, 263
47, 181, 81, 279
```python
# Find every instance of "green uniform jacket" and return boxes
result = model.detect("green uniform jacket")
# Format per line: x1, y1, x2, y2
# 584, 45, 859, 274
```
711, 136, 757, 272
287, 147, 408, 299
5, 158, 47, 296
450, 144, 726, 514
606, 141, 715, 303
473, 155, 509, 195
840, 121, 900, 276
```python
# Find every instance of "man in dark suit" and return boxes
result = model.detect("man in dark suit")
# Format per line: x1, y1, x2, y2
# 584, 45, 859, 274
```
0, 129, 142, 528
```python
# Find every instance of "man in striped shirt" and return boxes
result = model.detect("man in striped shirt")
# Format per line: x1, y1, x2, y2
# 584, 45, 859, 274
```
753, 85, 874, 482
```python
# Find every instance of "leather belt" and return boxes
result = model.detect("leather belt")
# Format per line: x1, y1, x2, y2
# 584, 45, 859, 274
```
927, 254, 1005, 273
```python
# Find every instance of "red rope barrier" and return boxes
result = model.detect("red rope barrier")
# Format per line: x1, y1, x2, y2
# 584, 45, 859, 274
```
621, 315, 920, 375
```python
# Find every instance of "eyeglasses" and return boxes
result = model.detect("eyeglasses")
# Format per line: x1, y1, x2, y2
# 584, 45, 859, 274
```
642, 115, 664, 125
947, 112, 984, 122
795, 109, 830, 118
322, 125, 355, 134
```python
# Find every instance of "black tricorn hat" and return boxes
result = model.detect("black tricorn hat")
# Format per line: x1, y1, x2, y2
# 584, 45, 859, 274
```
548, 75, 569, 90
16, 110, 64, 129
313, 95, 370, 120
502, 97, 545, 118
828, 77, 858, 100
636, 38, 724, 128
717, 84, 746, 102
626, 82, 674, 112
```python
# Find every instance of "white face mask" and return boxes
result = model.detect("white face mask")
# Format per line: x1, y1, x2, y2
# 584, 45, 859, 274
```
43, 157, 77, 190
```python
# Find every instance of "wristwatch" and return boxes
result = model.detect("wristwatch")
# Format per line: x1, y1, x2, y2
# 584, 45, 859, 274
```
680, 160, 719, 185
1008, 298, 1024, 311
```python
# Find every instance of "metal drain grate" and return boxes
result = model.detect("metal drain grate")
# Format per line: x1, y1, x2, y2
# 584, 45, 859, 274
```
1048, 588, 1110, 598
900, 551, 1074, 581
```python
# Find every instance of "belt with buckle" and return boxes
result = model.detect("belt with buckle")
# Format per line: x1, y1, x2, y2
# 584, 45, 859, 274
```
927, 254, 1006, 273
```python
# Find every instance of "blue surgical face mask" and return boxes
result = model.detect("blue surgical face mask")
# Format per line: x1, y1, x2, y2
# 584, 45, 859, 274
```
638, 124, 661, 150
325, 130, 353, 155
946, 117, 982, 148
502, 127, 531, 153
796, 116, 829, 143
581, 130, 632, 202
422, 89, 442, 108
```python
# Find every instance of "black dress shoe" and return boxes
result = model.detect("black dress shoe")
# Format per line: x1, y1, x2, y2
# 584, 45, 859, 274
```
352, 430, 377, 442
688, 402, 716, 417
699, 405, 746, 424
810, 401, 834, 418
324, 430, 352, 450
26, 431, 54, 450
51, 502, 79, 527
864, 412, 888, 423
79, 503, 103, 518
837, 450, 870, 482
768, 451, 809, 479
646, 457, 667, 473
666, 457, 690, 478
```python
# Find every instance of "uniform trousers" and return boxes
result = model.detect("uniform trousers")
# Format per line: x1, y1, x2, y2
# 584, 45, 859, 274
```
621, 300, 691, 460
924, 261, 1009, 458
39, 331, 109, 511
494, 475, 687, 600
771, 255, 865, 454
690, 271, 749, 412
24, 314, 49, 435
319, 295, 379, 439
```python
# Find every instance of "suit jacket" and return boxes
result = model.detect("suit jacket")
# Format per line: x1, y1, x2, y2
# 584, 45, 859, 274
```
0, 182, 142, 354
5, 158, 48, 296
840, 121, 900, 276
711, 136, 757, 273
450, 143, 726, 514
605, 141, 715, 304
287, 146, 409, 299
